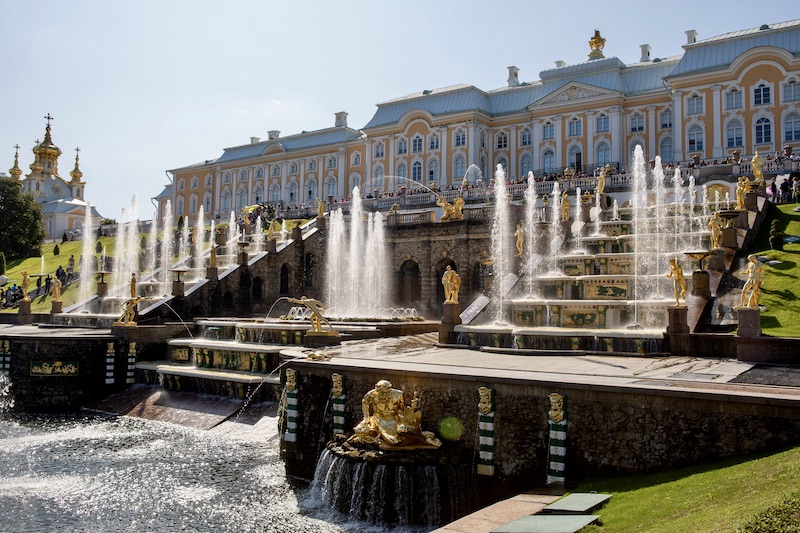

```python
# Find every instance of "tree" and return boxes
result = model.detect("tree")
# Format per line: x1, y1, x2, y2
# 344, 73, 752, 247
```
62, 232, 68, 244
0, 177, 45, 259
95, 240, 103, 254
53, 244, 60, 256
0, 251, 5, 275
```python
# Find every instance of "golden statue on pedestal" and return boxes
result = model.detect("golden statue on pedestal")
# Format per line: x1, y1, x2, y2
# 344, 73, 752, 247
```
596, 167, 606, 195
287, 296, 337, 334
751, 150, 764, 184
739, 254, 765, 308
515, 224, 524, 257
666, 258, 687, 306
316, 198, 324, 218
561, 191, 571, 221
20, 272, 30, 302
116, 297, 143, 326
442, 265, 461, 304
708, 212, 721, 249
588, 30, 606, 60
349, 380, 441, 450
437, 195, 464, 222
735, 176, 749, 210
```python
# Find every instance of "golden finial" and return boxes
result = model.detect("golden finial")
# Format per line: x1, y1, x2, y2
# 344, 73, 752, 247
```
70, 147, 83, 183
588, 30, 606, 60
9, 144, 22, 179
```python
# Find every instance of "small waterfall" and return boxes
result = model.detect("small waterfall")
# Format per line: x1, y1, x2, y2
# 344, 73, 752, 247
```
179, 217, 191, 268
146, 210, 159, 277
524, 172, 541, 296
79, 203, 95, 310
573, 186, 583, 251
253, 216, 264, 253
0, 373, 13, 411
193, 206, 205, 272
226, 211, 238, 266
490, 164, 512, 324
161, 201, 174, 291
549, 181, 562, 274
594, 191, 603, 236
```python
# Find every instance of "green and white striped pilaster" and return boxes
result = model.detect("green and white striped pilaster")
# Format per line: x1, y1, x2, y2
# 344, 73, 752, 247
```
331, 373, 346, 435
283, 369, 298, 443
546, 393, 567, 485
477, 386, 495, 476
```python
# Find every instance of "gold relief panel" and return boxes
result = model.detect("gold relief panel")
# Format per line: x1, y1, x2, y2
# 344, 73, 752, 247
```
586, 283, 628, 300
31, 361, 79, 376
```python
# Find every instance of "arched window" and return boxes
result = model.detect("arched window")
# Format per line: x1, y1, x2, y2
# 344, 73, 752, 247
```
327, 156, 336, 169
687, 125, 704, 152
785, 113, 800, 142
307, 160, 317, 171
221, 190, 231, 212
270, 184, 280, 203
177, 179, 185, 191
205, 175, 212, 187
429, 133, 439, 150
726, 121, 743, 147
454, 156, 466, 181
253, 185, 263, 204
237, 188, 247, 209
289, 162, 298, 174
189, 194, 197, 214
288, 181, 298, 202
373, 166, 384, 191
224, 172, 231, 183
428, 160, 439, 183
352, 152, 361, 166
568, 145, 582, 169
177, 196, 184, 216
306, 178, 317, 201
325, 177, 337, 198
596, 143, 610, 166
397, 138, 408, 155
412, 161, 422, 181
412, 135, 423, 153
396, 162, 407, 181
660, 137, 673, 163
755, 117, 772, 144
256, 167, 263, 178
191, 177, 198, 189
239, 170, 247, 181
374, 142, 384, 158
630, 141, 645, 159
520, 154, 532, 177
272, 165, 280, 176
542, 150, 555, 173
204, 192, 212, 212
480, 156, 487, 178
350, 176, 360, 193
496, 158, 507, 174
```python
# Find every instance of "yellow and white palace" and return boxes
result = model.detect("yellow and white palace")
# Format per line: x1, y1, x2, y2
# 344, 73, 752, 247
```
163, 19, 800, 223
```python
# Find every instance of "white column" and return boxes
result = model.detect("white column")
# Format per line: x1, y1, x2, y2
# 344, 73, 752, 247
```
363, 139, 372, 197
586, 111, 595, 168
214, 168, 221, 218
672, 91, 684, 163
532, 119, 541, 173
712, 85, 723, 158
647, 105, 657, 161
508, 128, 517, 179
388, 136, 396, 192
468, 121, 478, 167
440, 126, 448, 186
610, 107, 623, 167
337, 149, 345, 200
298, 159, 306, 205
553, 115, 563, 169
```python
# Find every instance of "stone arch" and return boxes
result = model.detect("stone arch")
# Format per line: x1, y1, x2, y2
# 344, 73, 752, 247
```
280, 264, 290, 295
396, 259, 420, 308
252, 276, 263, 302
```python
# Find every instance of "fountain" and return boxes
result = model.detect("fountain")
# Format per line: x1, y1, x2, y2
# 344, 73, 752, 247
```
78, 203, 95, 310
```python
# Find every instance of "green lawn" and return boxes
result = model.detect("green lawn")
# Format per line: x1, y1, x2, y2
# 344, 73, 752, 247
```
577, 445, 800, 532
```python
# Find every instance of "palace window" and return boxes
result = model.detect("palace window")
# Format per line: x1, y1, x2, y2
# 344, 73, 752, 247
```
596, 114, 609, 133
374, 142, 384, 158
396, 162, 407, 181
412, 136, 423, 153
412, 161, 422, 181
520, 154, 532, 177
190, 177, 198, 189
660, 137, 673, 163
290, 162, 298, 174
480, 132, 486, 148
542, 149, 555, 173
568, 118, 582, 136
223, 173, 231, 183
755, 117, 772, 144
204, 193, 212, 212
239, 170, 247, 181
328, 156, 337, 168
178, 179, 185, 191
596, 143, 610, 166
660, 109, 673, 129
687, 94, 704, 115
454, 156, 465, 180
306, 179, 317, 201
397, 138, 408, 155
256, 168, 263, 178
726, 121, 743, 147
630, 113, 644, 132
289, 182, 298, 202
308, 160, 317, 171
454, 130, 466, 147
270, 185, 280, 203
272, 165, 280, 176
754, 83, 771, 106
785, 113, 800, 142
189, 194, 197, 215
687, 125, 704, 152
428, 160, 439, 182
726, 89, 743, 110
521, 128, 531, 146
237, 188, 247, 209
205, 175, 212, 187
784, 81, 800, 102
221, 190, 231, 211
352, 152, 361, 166
429, 134, 439, 151
496, 132, 508, 149
253, 186, 263, 204
326, 177, 337, 198
543, 122, 554, 140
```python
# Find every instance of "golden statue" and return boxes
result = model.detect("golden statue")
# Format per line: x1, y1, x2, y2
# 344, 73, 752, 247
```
478, 387, 493, 415
316, 198, 324, 218
442, 265, 461, 304
331, 373, 344, 398
21, 271, 30, 302
515, 224, 524, 257
53, 277, 62, 301
117, 297, 143, 325
285, 368, 297, 393
588, 30, 606, 60
561, 191, 571, 221
751, 150, 764, 184
708, 212, 721, 249
739, 254, 764, 308
437, 195, 464, 222
130, 273, 137, 299
209, 245, 217, 268
596, 167, 606, 195
735, 176, 749, 210
666, 257, 687, 306
287, 296, 336, 334
349, 380, 441, 449
267, 219, 275, 241
548, 393, 565, 423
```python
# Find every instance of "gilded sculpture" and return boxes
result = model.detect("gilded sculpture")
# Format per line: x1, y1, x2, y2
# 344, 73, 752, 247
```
209, 245, 217, 268
349, 380, 441, 449
588, 30, 606, 59
53, 277, 61, 301
478, 387, 493, 415
666, 257, 687, 306
437, 195, 464, 222
708, 212, 721, 249
751, 150, 764, 184
20, 271, 30, 302
596, 167, 606, 195
735, 176, 749, 210
548, 393, 565, 423
515, 224, 524, 257
442, 265, 461, 304
561, 191, 571, 221
316, 198, 324, 218
739, 254, 764, 308
130, 272, 137, 299
287, 296, 336, 334
117, 296, 143, 325
331, 373, 344, 398
285, 368, 297, 393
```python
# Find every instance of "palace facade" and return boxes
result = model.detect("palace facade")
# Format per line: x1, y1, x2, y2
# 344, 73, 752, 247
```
164, 19, 800, 223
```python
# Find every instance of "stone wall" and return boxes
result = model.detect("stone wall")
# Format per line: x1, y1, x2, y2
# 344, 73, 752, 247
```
281, 361, 800, 497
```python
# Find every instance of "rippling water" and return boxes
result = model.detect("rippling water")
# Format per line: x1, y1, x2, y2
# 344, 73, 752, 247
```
0, 412, 393, 533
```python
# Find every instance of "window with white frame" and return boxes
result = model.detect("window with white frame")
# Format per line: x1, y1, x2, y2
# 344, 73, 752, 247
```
272, 165, 280, 176
308, 160, 316, 171
687, 125, 704, 152
374, 142, 384, 158
237, 189, 247, 209
687, 94, 704, 115
520, 154, 532, 177
204, 192, 212, 212
412, 161, 422, 181
396, 163, 407, 181
429, 134, 439, 151
630, 113, 644, 132
350, 177, 360, 192
784, 81, 800, 102
542, 150, 555, 173
543, 122, 554, 140
497, 158, 507, 175
755, 117, 772, 144
660, 109, 673, 129
221, 190, 231, 211
326, 177, 337, 198
412, 136, 423, 153
785, 113, 800, 142
306, 179, 317, 201
289, 182, 298, 202
224, 172, 231, 183
596, 114, 609, 133
290, 162, 298, 174
256, 168, 263, 178
190, 194, 197, 214
374, 166, 384, 190
353, 152, 361, 166
596, 143, 610, 166
568, 118, 582, 136
454, 156, 465, 180
270, 184, 280, 203
726, 120, 743, 147
177, 197, 184, 216
480, 132, 486, 148
568, 146, 581, 168
239, 170, 247, 181
660, 137, 673, 163
454, 130, 466, 147
496, 132, 508, 149
178, 179, 185, 190
428, 160, 439, 182
726, 89, 743, 110
521, 128, 531, 146
191, 177, 198, 189
397, 138, 408, 154
328, 156, 336, 168
205, 175, 212, 187
754, 83, 771, 106
253, 186, 263, 204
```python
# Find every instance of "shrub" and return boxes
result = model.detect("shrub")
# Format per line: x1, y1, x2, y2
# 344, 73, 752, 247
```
53, 244, 60, 256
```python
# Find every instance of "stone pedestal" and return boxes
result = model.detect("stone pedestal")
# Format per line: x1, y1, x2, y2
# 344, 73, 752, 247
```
206, 266, 218, 282
691, 270, 710, 298
50, 300, 63, 314
316, 217, 326, 231
559, 220, 572, 240
303, 330, 342, 348
292, 226, 303, 240
439, 302, 462, 344
18, 300, 32, 324
172, 280, 185, 297
721, 226, 738, 249
265, 240, 277, 253
97, 281, 108, 298
708, 248, 726, 271
667, 305, 689, 334
745, 191, 758, 212
737, 307, 761, 338
238, 251, 249, 265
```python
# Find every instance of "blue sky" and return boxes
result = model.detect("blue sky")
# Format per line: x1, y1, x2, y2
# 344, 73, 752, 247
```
0, 0, 791, 220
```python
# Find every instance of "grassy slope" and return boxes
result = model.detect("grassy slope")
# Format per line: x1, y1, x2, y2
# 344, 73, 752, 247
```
578, 445, 800, 532
746, 203, 800, 337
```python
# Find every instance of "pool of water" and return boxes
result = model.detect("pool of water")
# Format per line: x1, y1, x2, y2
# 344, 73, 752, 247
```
0, 412, 386, 532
